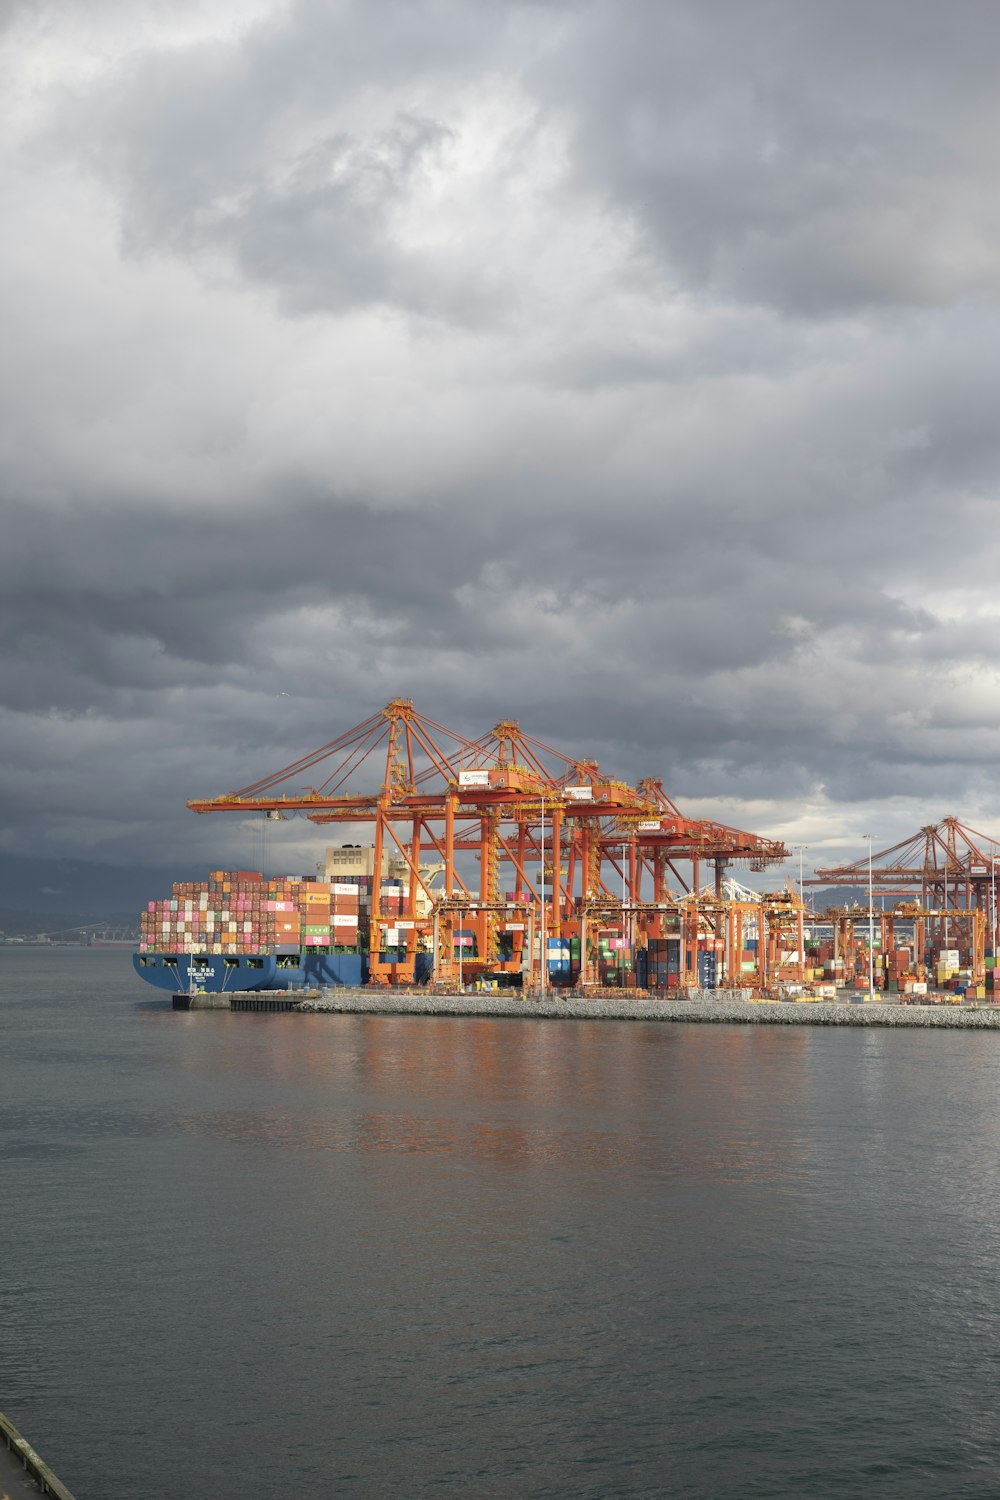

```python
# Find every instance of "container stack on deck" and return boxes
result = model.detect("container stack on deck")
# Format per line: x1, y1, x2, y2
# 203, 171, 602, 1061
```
139, 870, 377, 957
378, 880, 406, 958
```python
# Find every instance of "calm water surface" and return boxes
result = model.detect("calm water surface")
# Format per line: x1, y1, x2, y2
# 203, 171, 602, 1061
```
3, 949, 1000, 1498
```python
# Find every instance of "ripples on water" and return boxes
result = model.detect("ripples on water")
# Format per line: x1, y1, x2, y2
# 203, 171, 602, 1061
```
3, 950, 1000, 1498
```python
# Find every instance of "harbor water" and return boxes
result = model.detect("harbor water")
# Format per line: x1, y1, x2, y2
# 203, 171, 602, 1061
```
3, 948, 1000, 1498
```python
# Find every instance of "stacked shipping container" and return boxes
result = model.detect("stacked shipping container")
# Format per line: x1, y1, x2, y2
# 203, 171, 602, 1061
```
139, 870, 383, 956
378, 879, 407, 957
644, 937, 681, 990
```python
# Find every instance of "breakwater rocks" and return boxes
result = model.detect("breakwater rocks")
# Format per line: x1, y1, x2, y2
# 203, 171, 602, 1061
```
296, 991, 1000, 1029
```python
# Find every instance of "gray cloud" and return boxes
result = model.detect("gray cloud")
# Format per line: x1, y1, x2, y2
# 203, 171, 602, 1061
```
56, 0, 549, 321
537, 0, 1000, 316
4, 0, 1000, 894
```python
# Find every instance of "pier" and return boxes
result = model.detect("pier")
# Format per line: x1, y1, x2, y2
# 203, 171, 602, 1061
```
171, 990, 1000, 1028
172, 990, 319, 1012
0, 1411, 75, 1499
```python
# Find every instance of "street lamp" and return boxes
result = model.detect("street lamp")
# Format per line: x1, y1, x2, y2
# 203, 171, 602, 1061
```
992, 856, 997, 958
793, 845, 808, 908
944, 858, 949, 945
539, 796, 546, 999
793, 844, 809, 986
621, 840, 628, 988
863, 834, 875, 1003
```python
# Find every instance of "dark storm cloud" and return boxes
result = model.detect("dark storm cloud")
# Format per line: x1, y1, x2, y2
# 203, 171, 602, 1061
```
0, 477, 987, 777
535, 0, 1000, 316
5, 0, 1000, 887
57, 0, 1000, 323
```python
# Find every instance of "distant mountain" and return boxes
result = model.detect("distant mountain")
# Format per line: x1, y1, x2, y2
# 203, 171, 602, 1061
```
806, 884, 898, 910
0, 907, 138, 940
0, 854, 204, 917
0, 858, 894, 927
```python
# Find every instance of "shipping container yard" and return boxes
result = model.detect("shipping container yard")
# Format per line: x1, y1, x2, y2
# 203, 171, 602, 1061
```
133, 701, 1000, 1002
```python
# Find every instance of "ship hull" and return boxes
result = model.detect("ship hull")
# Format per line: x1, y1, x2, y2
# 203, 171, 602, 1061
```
133, 951, 370, 993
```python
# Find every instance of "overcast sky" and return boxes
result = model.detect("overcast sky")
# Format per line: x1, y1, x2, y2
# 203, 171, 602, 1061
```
4, 0, 1000, 896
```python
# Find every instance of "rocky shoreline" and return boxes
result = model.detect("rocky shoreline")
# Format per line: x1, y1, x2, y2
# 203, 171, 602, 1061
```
292, 991, 1000, 1028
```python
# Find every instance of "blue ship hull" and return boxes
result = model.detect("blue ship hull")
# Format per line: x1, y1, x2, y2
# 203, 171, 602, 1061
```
133, 951, 369, 993
134, 951, 436, 993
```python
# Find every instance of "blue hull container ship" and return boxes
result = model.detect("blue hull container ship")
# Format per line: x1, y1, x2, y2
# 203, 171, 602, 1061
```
134, 949, 372, 994
133, 869, 428, 995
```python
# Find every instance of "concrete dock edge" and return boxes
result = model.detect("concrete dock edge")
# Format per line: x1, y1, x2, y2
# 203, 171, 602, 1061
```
284, 992, 1000, 1028
0, 1410, 76, 1499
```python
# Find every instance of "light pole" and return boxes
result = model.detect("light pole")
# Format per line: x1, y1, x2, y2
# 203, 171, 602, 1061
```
944, 858, 949, 946
793, 844, 808, 986
864, 834, 875, 1002
621, 841, 628, 988
539, 796, 546, 998
793, 845, 808, 907
992, 857, 997, 958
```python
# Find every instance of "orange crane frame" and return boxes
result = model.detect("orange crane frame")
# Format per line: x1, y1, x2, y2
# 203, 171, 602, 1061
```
810, 817, 1000, 952
188, 699, 789, 987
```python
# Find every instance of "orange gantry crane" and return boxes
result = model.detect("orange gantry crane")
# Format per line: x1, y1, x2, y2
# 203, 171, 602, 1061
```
805, 902, 986, 991
188, 699, 789, 987
809, 817, 1000, 951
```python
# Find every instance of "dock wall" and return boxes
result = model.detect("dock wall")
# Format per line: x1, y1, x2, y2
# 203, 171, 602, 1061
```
200, 991, 1000, 1028
0, 1410, 76, 1499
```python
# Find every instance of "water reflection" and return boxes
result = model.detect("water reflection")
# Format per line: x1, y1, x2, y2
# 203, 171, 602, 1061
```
165, 1015, 815, 1186
9, 953, 1000, 1500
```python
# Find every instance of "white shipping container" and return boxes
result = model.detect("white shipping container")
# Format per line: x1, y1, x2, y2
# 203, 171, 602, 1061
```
458, 770, 490, 787
332, 883, 358, 895
564, 785, 594, 801
332, 914, 358, 926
